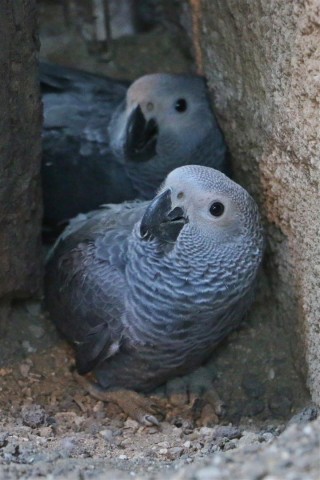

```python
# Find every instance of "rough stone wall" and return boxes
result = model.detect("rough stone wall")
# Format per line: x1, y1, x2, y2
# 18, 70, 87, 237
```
0, 1, 42, 300
190, 0, 320, 403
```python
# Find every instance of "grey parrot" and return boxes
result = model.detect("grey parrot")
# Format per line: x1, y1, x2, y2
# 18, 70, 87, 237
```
45, 165, 263, 424
41, 63, 230, 237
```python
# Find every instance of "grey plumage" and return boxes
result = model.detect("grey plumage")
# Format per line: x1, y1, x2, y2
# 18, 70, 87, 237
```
41, 63, 230, 233
108, 73, 230, 199
45, 165, 263, 394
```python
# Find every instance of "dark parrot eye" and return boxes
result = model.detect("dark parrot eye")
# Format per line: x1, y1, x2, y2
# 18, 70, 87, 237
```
209, 202, 225, 217
175, 98, 188, 113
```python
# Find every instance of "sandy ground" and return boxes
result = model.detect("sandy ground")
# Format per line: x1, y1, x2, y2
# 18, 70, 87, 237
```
0, 303, 320, 480
0, 1, 318, 478
0, 298, 318, 479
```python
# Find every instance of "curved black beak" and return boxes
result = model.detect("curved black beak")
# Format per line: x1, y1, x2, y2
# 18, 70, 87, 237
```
124, 105, 158, 162
140, 189, 187, 243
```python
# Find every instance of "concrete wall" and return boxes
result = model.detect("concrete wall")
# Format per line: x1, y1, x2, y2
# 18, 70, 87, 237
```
188, 0, 320, 403
0, 1, 42, 301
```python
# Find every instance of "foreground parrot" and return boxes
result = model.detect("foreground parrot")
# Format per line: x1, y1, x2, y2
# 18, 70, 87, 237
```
45, 165, 264, 425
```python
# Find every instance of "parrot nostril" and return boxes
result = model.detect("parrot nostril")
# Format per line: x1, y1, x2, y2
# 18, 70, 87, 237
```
177, 191, 184, 199
147, 102, 154, 112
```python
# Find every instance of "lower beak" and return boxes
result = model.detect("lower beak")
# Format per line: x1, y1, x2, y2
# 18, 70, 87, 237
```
124, 105, 158, 162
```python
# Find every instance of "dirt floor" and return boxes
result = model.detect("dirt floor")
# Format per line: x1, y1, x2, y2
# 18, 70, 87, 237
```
0, 299, 318, 479
0, 1, 319, 478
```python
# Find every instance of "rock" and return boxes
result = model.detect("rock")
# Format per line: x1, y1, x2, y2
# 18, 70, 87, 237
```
199, 427, 214, 437
19, 363, 31, 378
123, 418, 139, 430
157, 441, 170, 448
287, 406, 319, 426
167, 447, 184, 459
159, 448, 168, 455
92, 401, 105, 413
28, 324, 45, 339
22, 341, 36, 354
60, 437, 76, 456
0, 432, 8, 447
259, 432, 275, 443
99, 429, 114, 442
21, 404, 46, 428
25, 302, 42, 317
187, 431, 200, 441
211, 426, 242, 441
2, 442, 20, 462
237, 431, 260, 448
37, 426, 53, 438
146, 427, 158, 434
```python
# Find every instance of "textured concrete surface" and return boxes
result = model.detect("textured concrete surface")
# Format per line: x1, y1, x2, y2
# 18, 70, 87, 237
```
0, 1, 42, 301
192, 0, 320, 404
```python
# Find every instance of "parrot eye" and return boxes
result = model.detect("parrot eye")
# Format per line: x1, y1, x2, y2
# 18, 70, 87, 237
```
209, 202, 225, 217
175, 98, 188, 113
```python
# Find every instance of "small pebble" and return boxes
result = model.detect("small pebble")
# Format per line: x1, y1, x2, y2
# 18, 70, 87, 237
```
121, 438, 132, 446
25, 302, 42, 316
147, 427, 158, 434
22, 341, 36, 354
99, 429, 113, 442
167, 447, 183, 459
199, 427, 214, 437
124, 419, 139, 430
268, 368, 275, 380
157, 441, 170, 448
159, 448, 168, 455
37, 427, 53, 438
288, 406, 318, 426
92, 401, 104, 413
238, 431, 259, 447
212, 426, 242, 440
19, 364, 31, 378
21, 405, 46, 429
28, 324, 45, 339
259, 432, 274, 443
187, 431, 200, 441
0, 433, 8, 447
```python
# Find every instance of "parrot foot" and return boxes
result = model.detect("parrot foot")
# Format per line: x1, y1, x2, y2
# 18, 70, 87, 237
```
73, 371, 166, 426
196, 388, 224, 426
165, 367, 224, 427
167, 390, 223, 427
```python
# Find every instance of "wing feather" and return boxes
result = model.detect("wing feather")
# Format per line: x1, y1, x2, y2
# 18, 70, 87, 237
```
45, 202, 146, 373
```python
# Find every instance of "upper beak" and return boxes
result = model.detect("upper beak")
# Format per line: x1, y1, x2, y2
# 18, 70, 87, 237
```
124, 105, 158, 162
140, 189, 187, 243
